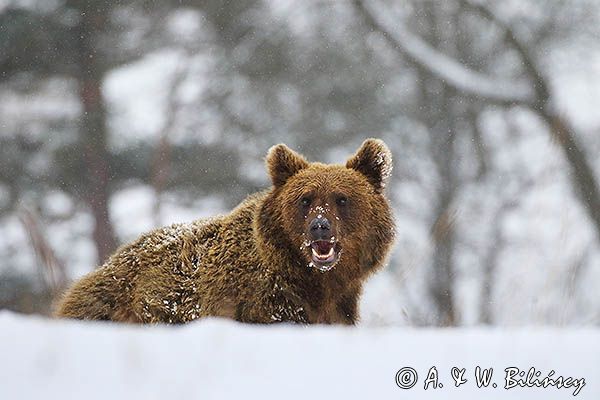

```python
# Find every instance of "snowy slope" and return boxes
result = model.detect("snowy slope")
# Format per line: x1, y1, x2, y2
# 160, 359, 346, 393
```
0, 311, 598, 400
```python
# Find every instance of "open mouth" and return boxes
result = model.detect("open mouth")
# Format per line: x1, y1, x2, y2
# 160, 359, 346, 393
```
309, 239, 341, 272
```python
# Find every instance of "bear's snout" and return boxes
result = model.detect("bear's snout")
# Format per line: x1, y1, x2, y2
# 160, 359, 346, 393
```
309, 216, 332, 240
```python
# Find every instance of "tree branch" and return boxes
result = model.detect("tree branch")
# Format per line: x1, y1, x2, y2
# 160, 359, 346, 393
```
352, 0, 536, 106
458, 0, 600, 238
18, 206, 67, 294
458, 0, 550, 107
354, 0, 600, 242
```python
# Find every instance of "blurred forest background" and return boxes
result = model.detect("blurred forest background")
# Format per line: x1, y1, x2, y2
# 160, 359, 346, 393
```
1, 0, 599, 327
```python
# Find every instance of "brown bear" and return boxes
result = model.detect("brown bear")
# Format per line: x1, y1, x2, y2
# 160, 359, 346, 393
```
55, 139, 395, 325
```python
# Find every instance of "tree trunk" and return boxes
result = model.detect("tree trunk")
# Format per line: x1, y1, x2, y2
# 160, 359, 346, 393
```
541, 111, 600, 238
420, 2, 458, 326
430, 193, 457, 326
76, 5, 117, 264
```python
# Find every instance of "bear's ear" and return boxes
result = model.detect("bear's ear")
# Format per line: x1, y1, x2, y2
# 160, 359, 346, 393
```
346, 138, 393, 193
266, 144, 309, 187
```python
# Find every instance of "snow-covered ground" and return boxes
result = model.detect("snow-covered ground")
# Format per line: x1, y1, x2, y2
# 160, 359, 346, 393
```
0, 311, 597, 400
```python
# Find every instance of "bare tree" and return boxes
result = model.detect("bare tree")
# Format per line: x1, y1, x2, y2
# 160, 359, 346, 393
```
352, 0, 600, 243
19, 207, 67, 294
479, 195, 521, 324
75, 3, 118, 263
416, 2, 462, 326
151, 60, 192, 227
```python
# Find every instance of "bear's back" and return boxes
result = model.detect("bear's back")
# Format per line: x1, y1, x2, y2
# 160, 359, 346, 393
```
55, 192, 269, 323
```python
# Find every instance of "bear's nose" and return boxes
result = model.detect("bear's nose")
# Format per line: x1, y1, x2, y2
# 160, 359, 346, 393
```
309, 217, 331, 240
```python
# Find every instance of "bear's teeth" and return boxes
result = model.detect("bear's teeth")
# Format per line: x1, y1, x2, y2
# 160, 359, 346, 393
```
312, 247, 334, 260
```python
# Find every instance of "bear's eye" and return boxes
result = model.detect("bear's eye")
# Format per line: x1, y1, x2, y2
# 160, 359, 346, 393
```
300, 197, 311, 207
336, 196, 348, 207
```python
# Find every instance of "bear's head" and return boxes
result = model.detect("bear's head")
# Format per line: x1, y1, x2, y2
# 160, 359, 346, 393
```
258, 139, 395, 274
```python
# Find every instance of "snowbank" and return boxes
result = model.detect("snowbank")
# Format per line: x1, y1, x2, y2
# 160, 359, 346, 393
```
0, 311, 598, 400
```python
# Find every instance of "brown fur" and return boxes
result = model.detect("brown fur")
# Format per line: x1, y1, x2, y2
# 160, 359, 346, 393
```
55, 139, 395, 325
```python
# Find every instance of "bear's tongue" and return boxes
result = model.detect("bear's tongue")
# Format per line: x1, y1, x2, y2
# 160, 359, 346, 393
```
315, 240, 332, 253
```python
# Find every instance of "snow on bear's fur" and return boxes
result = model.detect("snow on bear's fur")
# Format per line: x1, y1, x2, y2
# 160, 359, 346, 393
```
55, 139, 395, 324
